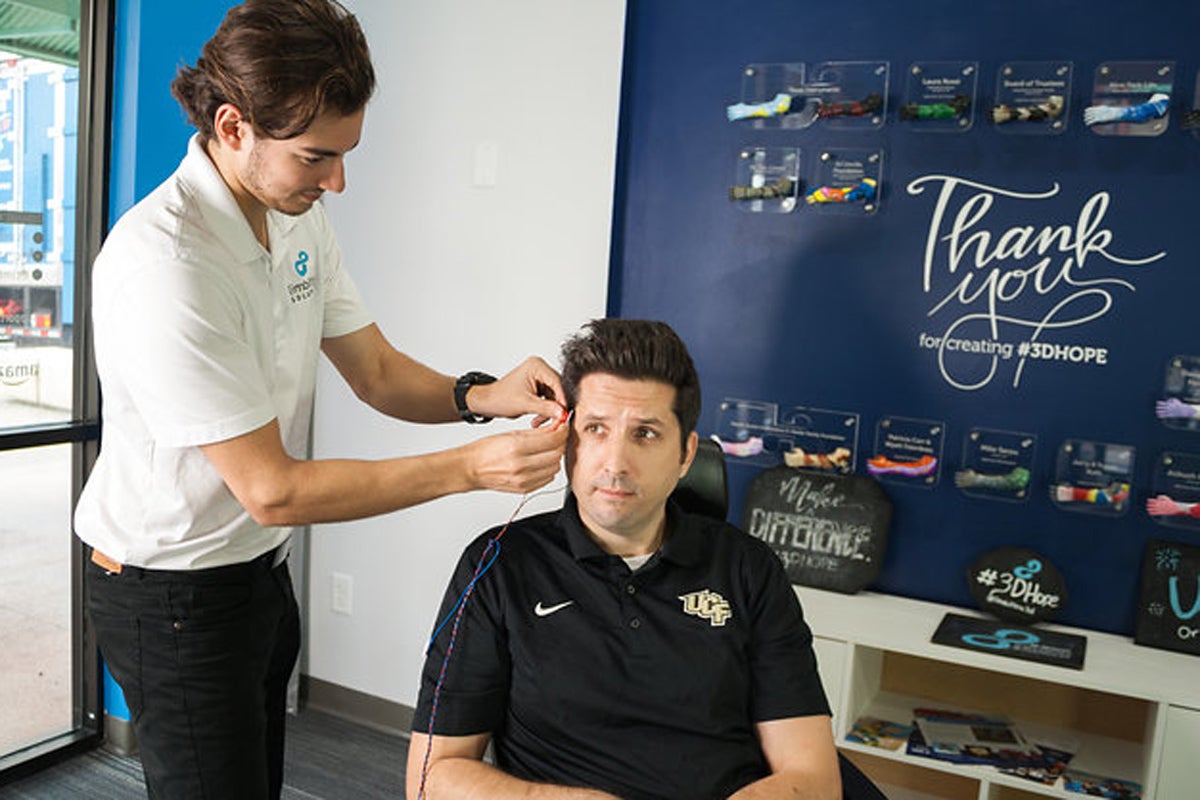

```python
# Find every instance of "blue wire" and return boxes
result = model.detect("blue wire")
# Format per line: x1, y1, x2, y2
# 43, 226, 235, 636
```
425, 538, 502, 654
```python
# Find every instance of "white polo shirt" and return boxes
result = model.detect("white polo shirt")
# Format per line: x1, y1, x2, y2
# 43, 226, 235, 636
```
74, 135, 372, 569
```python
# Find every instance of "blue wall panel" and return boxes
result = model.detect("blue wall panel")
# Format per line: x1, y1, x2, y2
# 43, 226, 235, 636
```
612, 0, 1200, 634
109, 0, 235, 221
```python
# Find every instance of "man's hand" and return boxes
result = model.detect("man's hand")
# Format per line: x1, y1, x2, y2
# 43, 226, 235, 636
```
467, 356, 566, 426
408, 732, 622, 800
463, 423, 569, 494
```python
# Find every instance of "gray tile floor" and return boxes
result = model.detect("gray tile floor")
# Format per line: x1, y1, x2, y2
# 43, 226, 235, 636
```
0, 707, 408, 799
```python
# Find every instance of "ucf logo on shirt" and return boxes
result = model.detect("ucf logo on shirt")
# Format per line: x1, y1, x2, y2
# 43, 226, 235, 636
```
679, 589, 733, 626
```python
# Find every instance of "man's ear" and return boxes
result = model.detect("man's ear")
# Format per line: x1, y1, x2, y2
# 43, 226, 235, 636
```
678, 430, 699, 478
212, 103, 252, 152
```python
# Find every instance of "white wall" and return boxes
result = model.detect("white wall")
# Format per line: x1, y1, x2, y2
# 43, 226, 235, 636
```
307, 0, 626, 706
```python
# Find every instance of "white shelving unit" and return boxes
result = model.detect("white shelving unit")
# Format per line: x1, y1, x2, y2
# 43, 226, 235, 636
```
795, 587, 1200, 800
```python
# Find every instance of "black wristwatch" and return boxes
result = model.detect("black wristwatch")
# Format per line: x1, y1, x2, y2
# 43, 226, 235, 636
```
454, 371, 497, 424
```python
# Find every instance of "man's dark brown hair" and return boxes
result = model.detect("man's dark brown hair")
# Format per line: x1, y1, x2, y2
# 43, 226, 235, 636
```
171, 0, 376, 141
561, 319, 701, 456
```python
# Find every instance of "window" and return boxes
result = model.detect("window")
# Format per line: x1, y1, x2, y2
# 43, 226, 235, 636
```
0, 0, 108, 774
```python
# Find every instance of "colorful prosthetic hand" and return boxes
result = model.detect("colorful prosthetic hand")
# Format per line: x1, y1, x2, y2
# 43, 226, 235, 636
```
1156, 398, 1200, 419
805, 178, 877, 205
992, 95, 1064, 124
1083, 93, 1170, 126
899, 94, 970, 121
1053, 481, 1130, 509
783, 446, 852, 471
954, 466, 1031, 491
726, 93, 821, 124
726, 92, 793, 121
1146, 494, 1200, 518
867, 454, 937, 477
729, 177, 796, 202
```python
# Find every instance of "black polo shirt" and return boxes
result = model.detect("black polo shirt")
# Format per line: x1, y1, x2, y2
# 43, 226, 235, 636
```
413, 494, 830, 800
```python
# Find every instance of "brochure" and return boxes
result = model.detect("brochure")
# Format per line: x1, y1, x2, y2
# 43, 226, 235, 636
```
908, 707, 1040, 767
1062, 768, 1142, 799
844, 716, 914, 751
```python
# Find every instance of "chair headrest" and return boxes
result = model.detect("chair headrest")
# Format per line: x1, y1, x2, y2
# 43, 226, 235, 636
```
670, 437, 728, 521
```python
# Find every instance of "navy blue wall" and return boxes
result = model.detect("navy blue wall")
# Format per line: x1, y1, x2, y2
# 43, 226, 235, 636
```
612, 0, 1200, 634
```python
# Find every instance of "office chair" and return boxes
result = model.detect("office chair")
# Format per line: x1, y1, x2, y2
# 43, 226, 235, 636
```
672, 437, 731, 519
671, 438, 890, 800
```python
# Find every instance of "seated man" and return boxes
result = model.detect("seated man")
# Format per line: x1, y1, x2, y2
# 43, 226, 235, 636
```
408, 319, 841, 800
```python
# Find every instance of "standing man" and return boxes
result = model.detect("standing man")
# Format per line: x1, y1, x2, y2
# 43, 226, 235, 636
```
409, 319, 841, 800
74, 1, 567, 797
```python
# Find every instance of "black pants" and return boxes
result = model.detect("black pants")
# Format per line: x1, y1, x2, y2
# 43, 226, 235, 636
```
85, 549, 300, 799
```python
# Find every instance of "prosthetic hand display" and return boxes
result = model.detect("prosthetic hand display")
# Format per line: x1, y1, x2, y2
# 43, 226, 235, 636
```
992, 95, 1064, 123
954, 466, 1032, 490
726, 92, 821, 124
783, 446, 852, 471
899, 93, 970, 121
1156, 397, 1200, 419
715, 435, 764, 457
1146, 494, 1200, 518
805, 177, 877, 205
816, 93, 884, 119
729, 177, 796, 201
867, 454, 937, 477
1053, 481, 1130, 508
1083, 92, 1169, 126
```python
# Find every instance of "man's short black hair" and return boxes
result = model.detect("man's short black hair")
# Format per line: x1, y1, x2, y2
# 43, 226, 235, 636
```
560, 319, 700, 453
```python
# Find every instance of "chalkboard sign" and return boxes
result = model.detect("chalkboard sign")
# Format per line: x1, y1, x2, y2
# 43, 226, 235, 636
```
967, 547, 1067, 624
743, 467, 891, 593
1135, 539, 1200, 657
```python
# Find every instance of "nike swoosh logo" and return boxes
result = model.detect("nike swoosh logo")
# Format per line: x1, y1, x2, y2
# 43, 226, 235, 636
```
534, 600, 575, 617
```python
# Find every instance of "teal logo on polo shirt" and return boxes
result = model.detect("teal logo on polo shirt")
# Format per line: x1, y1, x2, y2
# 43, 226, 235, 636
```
288, 250, 314, 304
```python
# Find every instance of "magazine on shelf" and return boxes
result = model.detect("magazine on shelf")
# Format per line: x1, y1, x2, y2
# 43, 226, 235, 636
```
997, 743, 1075, 785
908, 707, 1040, 767
1061, 767, 1142, 799
844, 716, 914, 750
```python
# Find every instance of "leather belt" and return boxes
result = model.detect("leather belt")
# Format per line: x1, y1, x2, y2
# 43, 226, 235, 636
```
88, 545, 283, 578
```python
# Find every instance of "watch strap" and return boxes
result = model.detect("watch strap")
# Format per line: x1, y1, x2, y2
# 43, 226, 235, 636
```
454, 371, 497, 423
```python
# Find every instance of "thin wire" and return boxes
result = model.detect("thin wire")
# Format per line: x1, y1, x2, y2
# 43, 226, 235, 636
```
417, 483, 565, 800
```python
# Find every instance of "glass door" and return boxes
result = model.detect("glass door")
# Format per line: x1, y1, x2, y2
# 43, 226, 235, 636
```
0, 0, 108, 773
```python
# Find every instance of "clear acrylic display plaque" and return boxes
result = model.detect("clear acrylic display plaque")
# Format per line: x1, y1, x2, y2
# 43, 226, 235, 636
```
1052, 439, 1135, 517
992, 61, 1072, 135
901, 61, 978, 132
713, 398, 859, 470
1157, 355, 1200, 432
805, 147, 882, 215
869, 416, 945, 488
729, 147, 801, 214
956, 428, 1037, 502
1087, 60, 1174, 137
1149, 452, 1200, 531
804, 61, 889, 131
